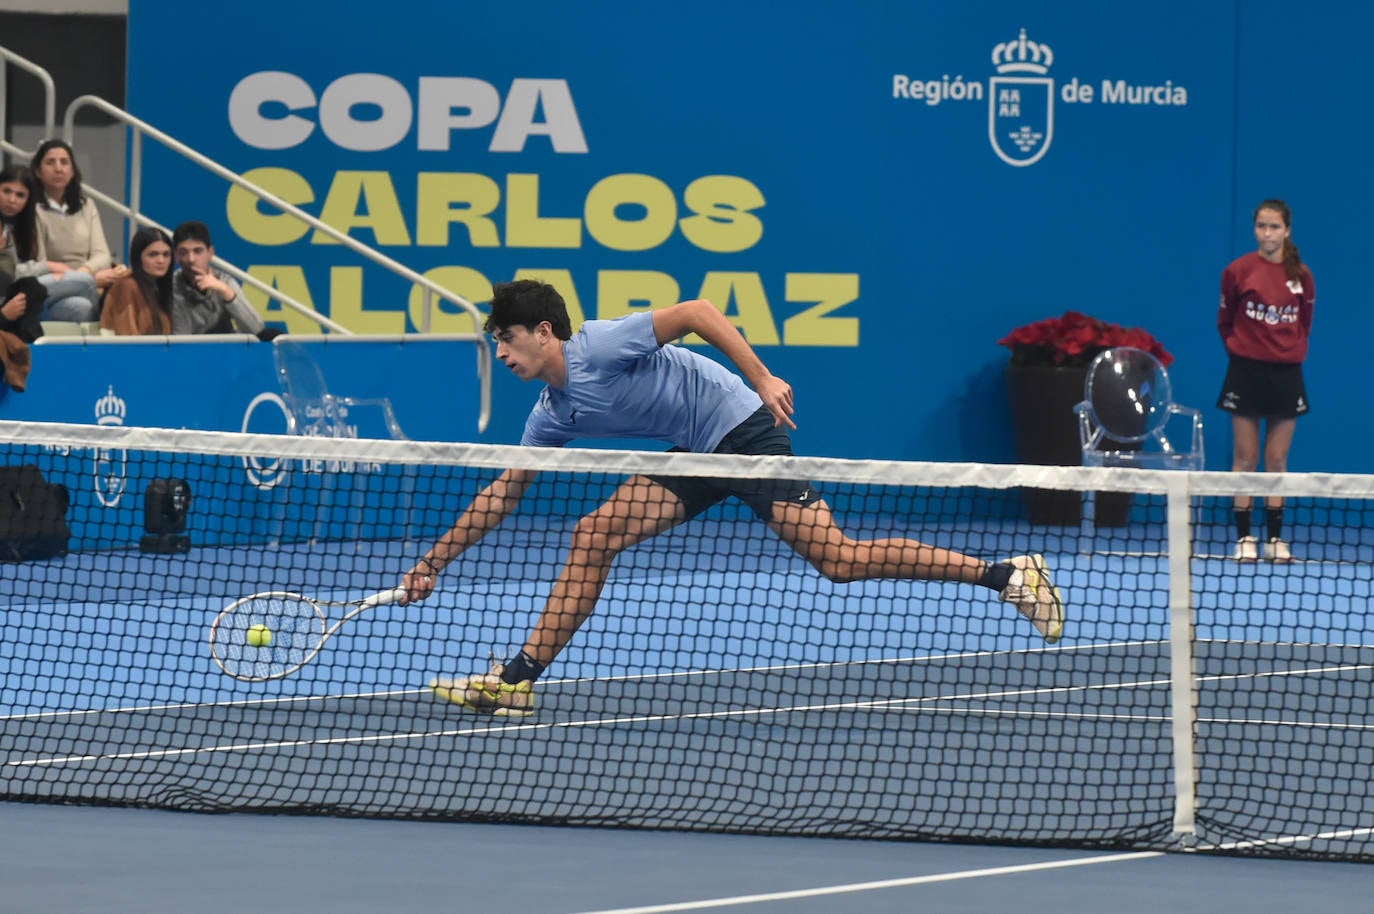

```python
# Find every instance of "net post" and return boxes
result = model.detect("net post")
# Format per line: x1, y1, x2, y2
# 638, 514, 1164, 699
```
1167, 474, 1198, 838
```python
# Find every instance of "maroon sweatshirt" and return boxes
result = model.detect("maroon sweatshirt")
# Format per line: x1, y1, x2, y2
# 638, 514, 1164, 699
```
1218, 251, 1314, 364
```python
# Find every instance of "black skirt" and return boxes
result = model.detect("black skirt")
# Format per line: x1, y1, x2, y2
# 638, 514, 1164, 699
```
1217, 354, 1309, 418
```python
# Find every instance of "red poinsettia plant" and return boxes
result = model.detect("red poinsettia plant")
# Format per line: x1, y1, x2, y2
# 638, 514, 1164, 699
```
998, 311, 1173, 368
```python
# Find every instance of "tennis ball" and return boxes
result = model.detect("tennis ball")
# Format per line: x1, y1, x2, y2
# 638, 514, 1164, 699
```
246, 624, 273, 648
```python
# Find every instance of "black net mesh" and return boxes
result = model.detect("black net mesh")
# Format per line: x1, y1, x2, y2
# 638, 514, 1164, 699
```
1, 421, 1371, 860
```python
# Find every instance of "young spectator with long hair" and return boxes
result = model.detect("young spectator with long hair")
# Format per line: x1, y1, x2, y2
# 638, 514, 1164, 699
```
1217, 198, 1315, 563
30, 139, 122, 322
0, 165, 48, 286
1, 166, 50, 342
100, 228, 174, 336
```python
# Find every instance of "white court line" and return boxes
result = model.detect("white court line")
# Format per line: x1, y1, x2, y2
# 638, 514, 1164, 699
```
3, 680, 1158, 766
0, 687, 431, 722
10, 636, 1361, 726
0, 640, 1161, 723
1201, 825, 1374, 852
1101, 549, 1370, 564
552, 640, 1162, 683
563, 851, 1163, 914
9, 653, 1373, 767
1199, 662, 1374, 685
3, 669, 1186, 767
5, 637, 1358, 727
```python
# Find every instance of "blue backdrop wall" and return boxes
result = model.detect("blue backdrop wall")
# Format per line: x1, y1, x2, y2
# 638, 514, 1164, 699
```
110, 0, 1371, 472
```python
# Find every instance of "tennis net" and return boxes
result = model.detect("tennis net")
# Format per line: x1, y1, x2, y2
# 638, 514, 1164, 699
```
1, 419, 1371, 860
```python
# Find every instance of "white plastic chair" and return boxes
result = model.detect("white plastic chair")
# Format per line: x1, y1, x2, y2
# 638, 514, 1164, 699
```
1074, 347, 1203, 538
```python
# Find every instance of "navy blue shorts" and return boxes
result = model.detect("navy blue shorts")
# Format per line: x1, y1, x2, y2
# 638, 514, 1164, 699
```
648, 407, 820, 522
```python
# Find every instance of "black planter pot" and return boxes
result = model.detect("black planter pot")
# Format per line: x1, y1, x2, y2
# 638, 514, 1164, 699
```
1005, 362, 1132, 527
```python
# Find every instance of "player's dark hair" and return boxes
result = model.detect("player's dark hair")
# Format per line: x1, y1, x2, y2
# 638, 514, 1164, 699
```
486, 279, 573, 340
1254, 198, 1305, 284
30, 139, 86, 214
129, 227, 174, 320
0, 164, 40, 260
172, 220, 214, 250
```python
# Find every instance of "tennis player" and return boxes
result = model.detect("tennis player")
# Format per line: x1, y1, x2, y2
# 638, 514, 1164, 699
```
404, 279, 1064, 716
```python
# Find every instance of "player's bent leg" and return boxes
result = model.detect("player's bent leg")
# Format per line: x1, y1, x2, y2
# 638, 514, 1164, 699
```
523, 476, 686, 665
432, 477, 687, 714
769, 499, 987, 584
769, 500, 1065, 643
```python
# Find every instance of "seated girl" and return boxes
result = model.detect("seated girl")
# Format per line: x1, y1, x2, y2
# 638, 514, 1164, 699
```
100, 228, 174, 336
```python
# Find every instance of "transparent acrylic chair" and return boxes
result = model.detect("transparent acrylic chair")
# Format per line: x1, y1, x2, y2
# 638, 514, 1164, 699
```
273, 339, 409, 441
1074, 347, 1204, 538
272, 339, 414, 544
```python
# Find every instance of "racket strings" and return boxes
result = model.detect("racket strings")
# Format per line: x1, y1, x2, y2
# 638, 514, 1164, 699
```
211, 594, 328, 681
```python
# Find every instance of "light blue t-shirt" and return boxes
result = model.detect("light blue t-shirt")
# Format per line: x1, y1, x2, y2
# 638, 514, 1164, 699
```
520, 311, 763, 452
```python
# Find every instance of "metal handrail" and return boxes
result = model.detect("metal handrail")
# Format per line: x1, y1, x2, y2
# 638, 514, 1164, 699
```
0, 45, 57, 161
58, 94, 492, 433
76, 186, 354, 334
62, 96, 487, 329
23, 114, 351, 335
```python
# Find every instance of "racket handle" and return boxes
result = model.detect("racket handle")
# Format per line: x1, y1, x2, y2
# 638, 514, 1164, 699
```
363, 585, 408, 609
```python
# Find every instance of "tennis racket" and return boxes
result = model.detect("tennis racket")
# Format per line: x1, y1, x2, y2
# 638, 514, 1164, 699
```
209, 586, 406, 682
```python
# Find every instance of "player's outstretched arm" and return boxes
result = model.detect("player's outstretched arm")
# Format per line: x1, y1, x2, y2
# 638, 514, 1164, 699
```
401, 467, 537, 603
652, 299, 796, 429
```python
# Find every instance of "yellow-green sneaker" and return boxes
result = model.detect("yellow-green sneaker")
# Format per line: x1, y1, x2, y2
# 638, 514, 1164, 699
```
430, 664, 535, 717
1000, 553, 1065, 643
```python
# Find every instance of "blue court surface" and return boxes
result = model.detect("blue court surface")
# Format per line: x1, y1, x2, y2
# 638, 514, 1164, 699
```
2, 801, 1371, 914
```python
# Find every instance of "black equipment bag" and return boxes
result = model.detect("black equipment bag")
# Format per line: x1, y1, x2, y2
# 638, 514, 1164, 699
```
0, 465, 71, 562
